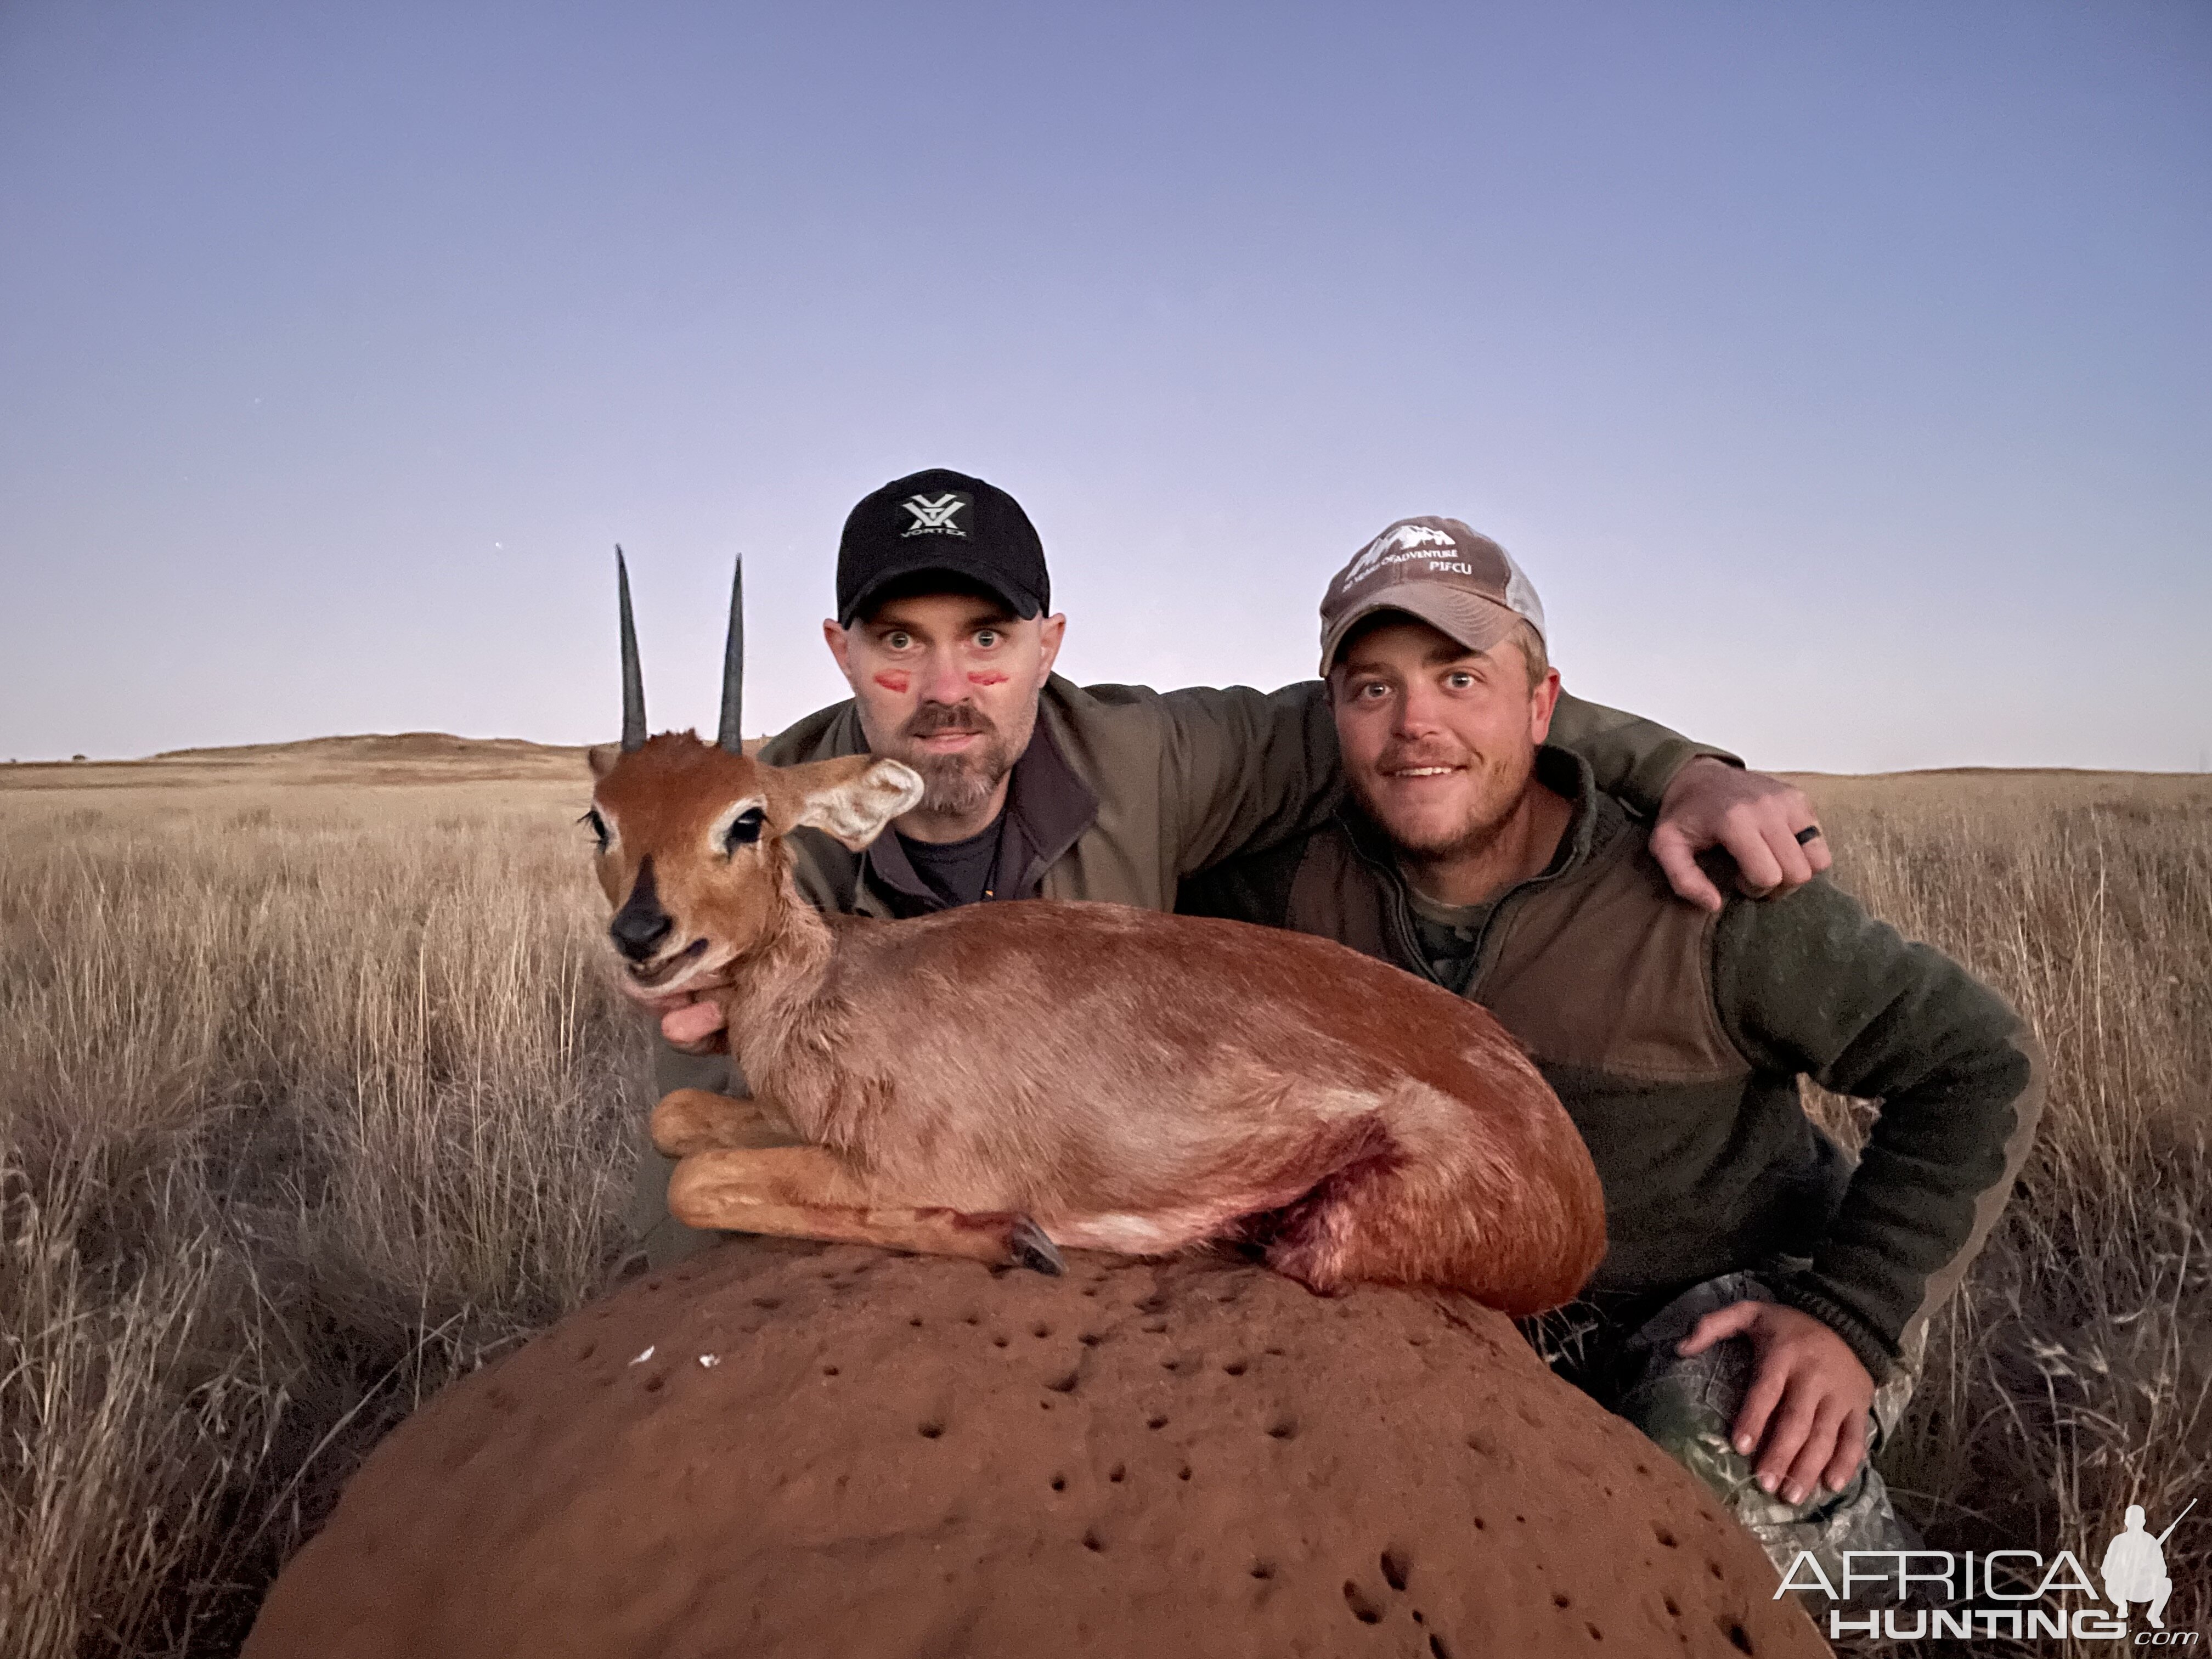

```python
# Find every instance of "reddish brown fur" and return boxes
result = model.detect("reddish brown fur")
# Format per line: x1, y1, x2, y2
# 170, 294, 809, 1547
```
590, 733, 1605, 1312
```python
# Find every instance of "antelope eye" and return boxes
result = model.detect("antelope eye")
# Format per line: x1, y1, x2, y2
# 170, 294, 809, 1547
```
723, 807, 765, 852
579, 808, 611, 851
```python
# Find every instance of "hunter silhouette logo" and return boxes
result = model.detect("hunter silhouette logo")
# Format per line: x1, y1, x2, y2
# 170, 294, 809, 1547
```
2103, 1500, 2190, 1630
900, 492, 970, 537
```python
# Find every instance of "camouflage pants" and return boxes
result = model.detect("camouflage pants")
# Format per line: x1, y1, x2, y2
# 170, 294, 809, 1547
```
1526, 1269, 1918, 1591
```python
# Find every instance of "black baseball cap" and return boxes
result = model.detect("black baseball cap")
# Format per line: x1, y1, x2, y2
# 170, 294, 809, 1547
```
836, 467, 1051, 626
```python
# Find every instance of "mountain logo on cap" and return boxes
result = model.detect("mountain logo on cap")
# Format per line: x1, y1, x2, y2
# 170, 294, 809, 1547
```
900, 493, 970, 538
1347, 521, 1457, 583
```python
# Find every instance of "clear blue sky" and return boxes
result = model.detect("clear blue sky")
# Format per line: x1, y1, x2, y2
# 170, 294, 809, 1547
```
2, 2, 2205, 770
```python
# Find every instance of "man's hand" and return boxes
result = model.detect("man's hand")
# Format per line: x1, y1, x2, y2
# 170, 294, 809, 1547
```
1651, 758, 1831, 912
1679, 1300, 1875, 1506
649, 990, 729, 1056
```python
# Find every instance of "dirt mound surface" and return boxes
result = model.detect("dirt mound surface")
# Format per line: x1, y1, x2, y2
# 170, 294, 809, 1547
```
246, 1243, 1827, 1659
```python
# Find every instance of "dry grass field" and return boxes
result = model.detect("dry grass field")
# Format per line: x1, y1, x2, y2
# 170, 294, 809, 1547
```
1, 740, 2207, 1656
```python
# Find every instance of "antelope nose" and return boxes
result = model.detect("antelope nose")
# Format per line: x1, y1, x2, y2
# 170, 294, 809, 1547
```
609, 907, 672, 962
609, 857, 673, 962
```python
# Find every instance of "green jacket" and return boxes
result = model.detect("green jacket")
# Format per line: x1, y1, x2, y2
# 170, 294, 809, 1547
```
1180, 747, 2044, 1379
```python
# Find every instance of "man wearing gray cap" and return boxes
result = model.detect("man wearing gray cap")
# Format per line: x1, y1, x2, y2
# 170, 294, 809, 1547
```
1182, 516, 2046, 1583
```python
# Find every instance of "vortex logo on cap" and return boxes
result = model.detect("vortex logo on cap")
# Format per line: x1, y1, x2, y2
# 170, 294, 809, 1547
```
900, 493, 970, 538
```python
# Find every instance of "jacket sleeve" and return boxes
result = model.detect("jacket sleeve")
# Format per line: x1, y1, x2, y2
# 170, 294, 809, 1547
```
1547, 689, 1740, 818
1156, 681, 1347, 877
1711, 877, 2042, 1379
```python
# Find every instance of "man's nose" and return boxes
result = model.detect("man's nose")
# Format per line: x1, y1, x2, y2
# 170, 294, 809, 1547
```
1393, 684, 1445, 738
918, 646, 970, 705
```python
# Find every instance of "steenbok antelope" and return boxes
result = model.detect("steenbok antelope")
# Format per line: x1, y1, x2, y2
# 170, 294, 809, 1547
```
589, 555, 1605, 1314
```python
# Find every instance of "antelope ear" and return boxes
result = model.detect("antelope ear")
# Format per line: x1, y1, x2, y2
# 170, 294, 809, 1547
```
772, 755, 924, 850
587, 744, 620, 780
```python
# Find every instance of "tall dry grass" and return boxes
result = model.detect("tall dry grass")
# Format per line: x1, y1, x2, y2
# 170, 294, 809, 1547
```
0, 766, 2206, 1655
1795, 771, 2212, 1655
0, 784, 649, 1656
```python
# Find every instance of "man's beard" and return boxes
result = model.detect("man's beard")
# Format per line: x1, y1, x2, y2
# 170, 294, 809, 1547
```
889, 701, 1026, 819
1352, 739, 1534, 863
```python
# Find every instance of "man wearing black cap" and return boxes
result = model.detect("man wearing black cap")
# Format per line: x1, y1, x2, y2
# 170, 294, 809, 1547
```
630, 467, 1834, 1264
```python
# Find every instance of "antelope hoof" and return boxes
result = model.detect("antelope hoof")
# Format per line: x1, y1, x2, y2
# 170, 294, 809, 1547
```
1009, 1216, 1064, 1277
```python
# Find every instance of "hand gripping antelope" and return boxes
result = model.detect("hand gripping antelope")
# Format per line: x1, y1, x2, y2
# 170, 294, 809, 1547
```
590, 556, 1605, 1314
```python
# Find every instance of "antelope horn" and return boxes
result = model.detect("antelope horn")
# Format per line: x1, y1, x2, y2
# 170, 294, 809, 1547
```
617, 546, 646, 752
716, 556, 745, 753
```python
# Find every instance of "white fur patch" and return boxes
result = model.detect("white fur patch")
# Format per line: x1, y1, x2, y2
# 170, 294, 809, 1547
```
795, 759, 924, 850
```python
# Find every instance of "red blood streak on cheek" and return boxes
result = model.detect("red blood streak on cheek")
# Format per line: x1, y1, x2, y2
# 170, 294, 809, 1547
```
967, 670, 1010, 687
872, 672, 911, 694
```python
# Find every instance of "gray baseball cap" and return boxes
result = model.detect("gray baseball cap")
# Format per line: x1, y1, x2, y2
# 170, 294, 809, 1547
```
1318, 516, 1547, 675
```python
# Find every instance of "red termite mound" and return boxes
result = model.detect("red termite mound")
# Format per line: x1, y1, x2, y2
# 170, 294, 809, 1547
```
245, 1242, 1829, 1659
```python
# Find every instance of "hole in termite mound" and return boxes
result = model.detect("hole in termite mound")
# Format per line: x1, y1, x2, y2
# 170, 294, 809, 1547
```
1108, 1463, 1126, 1483
1380, 1549, 1409, 1591
1342, 1581, 1383, 1624
1081, 1530, 1104, 1553
1249, 1561, 1274, 1580
917, 1421, 944, 1440
1723, 1621, 1754, 1654
1222, 1360, 1246, 1376
1049, 1475, 1066, 1492
1429, 1636, 1454, 1659
1266, 1419, 1297, 1440
1045, 1371, 1080, 1393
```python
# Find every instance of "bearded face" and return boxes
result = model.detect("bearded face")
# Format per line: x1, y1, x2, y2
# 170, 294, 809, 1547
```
1330, 616, 1553, 868
830, 588, 1062, 834
883, 696, 1031, 819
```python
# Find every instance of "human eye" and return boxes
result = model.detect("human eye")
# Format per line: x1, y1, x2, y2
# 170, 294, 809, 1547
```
973, 628, 1001, 649
883, 629, 914, 651
1444, 670, 1477, 691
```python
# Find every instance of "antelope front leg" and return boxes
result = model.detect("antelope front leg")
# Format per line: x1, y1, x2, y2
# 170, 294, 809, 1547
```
666, 1146, 1064, 1275
651, 1088, 806, 1157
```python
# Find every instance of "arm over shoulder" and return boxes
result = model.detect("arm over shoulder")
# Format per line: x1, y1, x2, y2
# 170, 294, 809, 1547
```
1547, 689, 1740, 817
1156, 680, 1344, 877
1712, 878, 2041, 1373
